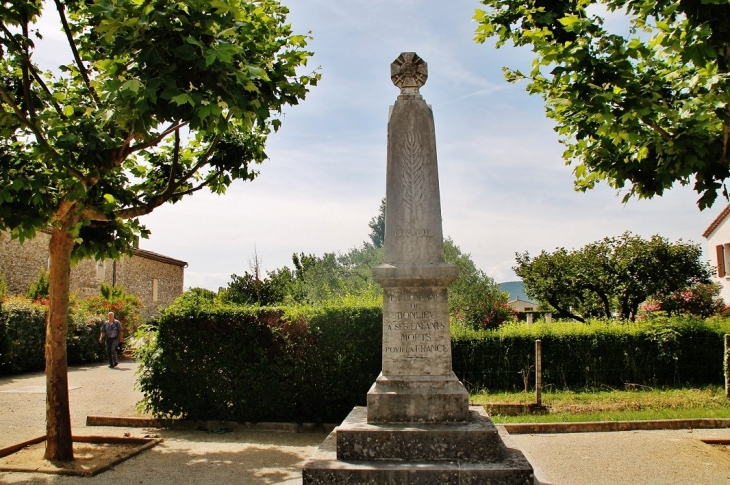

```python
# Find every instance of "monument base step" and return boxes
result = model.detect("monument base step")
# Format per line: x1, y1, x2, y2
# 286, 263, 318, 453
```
337, 406, 503, 462
302, 406, 534, 485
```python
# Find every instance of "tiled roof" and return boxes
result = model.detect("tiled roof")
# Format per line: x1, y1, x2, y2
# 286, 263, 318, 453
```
703, 205, 730, 239
132, 248, 188, 267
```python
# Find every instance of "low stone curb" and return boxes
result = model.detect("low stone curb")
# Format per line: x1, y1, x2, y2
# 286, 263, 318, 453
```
86, 415, 336, 433
88, 415, 730, 436
501, 418, 730, 434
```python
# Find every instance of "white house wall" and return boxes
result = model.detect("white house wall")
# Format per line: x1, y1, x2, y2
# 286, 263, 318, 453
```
705, 221, 730, 305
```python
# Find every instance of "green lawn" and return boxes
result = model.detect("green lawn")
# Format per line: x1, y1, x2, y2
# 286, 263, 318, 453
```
470, 386, 730, 424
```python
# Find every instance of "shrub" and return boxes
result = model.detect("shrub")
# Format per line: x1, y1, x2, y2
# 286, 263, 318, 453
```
25, 268, 50, 301
138, 298, 381, 423
138, 300, 730, 422
0, 297, 46, 373
451, 316, 730, 392
76, 283, 144, 334
0, 297, 106, 374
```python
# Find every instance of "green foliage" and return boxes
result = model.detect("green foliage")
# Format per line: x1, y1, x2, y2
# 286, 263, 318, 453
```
76, 283, 143, 333
452, 316, 730, 392
0, 297, 46, 373
515, 232, 712, 321
474, 0, 730, 209
137, 298, 382, 423
0, 271, 6, 302
0, 297, 105, 374
648, 282, 725, 318
138, 298, 730, 420
220, 271, 289, 306
0, 0, 320, 252
368, 198, 386, 248
446, 238, 514, 329
25, 267, 49, 301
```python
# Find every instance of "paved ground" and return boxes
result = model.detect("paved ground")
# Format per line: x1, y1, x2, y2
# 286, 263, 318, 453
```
2, 359, 730, 484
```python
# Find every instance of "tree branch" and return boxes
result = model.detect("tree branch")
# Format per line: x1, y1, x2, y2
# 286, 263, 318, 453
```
0, 83, 52, 150
19, 12, 36, 121
547, 296, 584, 323
125, 121, 187, 157
115, 178, 211, 220
54, 0, 100, 106
0, 22, 66, 117
639, 117, 673, 141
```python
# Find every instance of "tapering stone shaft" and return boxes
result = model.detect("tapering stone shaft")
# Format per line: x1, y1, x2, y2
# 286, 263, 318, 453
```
369, 53, 468, 423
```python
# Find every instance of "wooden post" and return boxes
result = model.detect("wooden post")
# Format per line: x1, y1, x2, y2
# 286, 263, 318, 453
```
725, 334, 730, 399
535, 339, 542, 407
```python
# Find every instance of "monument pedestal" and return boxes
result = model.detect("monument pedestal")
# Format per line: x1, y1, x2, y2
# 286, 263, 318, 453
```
302, 407, 534, 484
366, 373, 469, 423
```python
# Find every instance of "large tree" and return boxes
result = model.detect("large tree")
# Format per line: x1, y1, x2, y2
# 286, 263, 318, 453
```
515, 233, 712, 321
474, 0, 730, 209
0, 0, 318, 460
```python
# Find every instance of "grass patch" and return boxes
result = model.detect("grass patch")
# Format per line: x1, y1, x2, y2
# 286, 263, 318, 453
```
470, 386, 730, 424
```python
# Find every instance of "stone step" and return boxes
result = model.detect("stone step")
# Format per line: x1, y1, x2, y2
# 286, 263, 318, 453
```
303, 431, 534, 485
336, 406, 504, 462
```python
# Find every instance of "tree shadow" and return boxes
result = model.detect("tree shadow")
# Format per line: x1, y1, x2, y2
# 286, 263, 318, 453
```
0, 428, 326, 485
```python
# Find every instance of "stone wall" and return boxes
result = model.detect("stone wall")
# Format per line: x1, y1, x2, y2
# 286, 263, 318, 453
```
0, 231, 50, 295
0, 231, 186, 319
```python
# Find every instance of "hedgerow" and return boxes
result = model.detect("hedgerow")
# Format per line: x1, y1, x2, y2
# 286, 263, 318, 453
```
138, 295, 730, 423
451, 316, 730, 391
0, 297, 106, 374
137, 296, 382, 423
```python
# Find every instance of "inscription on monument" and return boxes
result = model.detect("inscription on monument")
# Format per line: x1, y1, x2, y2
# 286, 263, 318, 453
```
395, 229, 434, 237
382, 287, 452, 375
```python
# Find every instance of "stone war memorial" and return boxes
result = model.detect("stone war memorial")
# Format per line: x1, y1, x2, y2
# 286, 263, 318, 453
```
302, 53, 534, 484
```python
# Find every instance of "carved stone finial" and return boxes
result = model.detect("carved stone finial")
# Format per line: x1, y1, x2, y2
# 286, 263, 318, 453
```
391, 52, 427, 95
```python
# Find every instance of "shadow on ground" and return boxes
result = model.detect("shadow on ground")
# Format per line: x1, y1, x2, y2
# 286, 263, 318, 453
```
0, 428, 325, 485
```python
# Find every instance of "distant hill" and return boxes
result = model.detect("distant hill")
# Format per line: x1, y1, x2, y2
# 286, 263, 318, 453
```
498, 281, 535, 303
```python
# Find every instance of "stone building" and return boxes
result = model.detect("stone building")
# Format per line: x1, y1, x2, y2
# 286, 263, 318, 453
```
0, 230, 187, 319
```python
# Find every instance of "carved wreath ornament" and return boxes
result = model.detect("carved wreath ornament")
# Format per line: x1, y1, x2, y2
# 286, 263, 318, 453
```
401, 130, 425, 222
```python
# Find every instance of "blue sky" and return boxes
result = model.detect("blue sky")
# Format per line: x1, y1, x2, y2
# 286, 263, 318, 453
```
42, 1, 723, 290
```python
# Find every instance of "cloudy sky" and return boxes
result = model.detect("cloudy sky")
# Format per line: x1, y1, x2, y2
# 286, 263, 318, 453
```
44, 1, 724, 290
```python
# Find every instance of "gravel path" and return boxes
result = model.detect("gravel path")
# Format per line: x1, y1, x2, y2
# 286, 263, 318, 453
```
3, 359, 730, 484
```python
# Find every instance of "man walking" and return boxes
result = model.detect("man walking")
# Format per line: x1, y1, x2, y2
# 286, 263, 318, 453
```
99, 312, 123, 368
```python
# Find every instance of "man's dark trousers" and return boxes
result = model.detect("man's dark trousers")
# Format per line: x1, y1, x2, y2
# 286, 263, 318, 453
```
106, 337, 119, 367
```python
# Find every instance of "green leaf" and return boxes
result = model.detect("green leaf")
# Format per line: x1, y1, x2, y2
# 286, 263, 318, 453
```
171, 93, 195, 106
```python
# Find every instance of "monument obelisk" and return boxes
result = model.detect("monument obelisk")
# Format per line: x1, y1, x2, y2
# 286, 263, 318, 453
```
302, 53, 534, 484
368, 52, 469, 423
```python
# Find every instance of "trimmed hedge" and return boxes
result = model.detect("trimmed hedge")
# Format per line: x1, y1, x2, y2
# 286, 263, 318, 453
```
137, 300, 382, 424
0, 298, 106, 374
138, 300, 730, 423
452, 317, 730, 391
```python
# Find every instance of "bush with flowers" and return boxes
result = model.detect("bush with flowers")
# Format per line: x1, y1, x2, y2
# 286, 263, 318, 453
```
639, 283, 725, 320
75, 283, 144, 335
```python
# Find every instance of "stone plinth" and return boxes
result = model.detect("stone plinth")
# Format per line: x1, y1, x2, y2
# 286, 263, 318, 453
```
302, 408, 534, 485
336, 407, 504, 462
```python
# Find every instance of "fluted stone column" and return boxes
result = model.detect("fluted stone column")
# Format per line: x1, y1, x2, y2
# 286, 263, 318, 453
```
368, 52, 469, 423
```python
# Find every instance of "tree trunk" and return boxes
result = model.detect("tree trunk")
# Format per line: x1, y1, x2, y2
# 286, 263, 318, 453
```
44, 224, 75, 461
